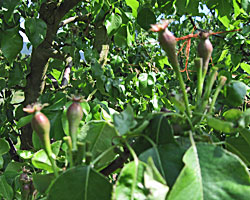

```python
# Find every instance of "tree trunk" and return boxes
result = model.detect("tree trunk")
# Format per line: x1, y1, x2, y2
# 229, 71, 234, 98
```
20, 0, 83, 149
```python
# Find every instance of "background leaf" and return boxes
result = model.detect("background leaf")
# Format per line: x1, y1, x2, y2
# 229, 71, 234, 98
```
25, 18, 47, 48
137, 8, 156, 30
0, 27, 23, 62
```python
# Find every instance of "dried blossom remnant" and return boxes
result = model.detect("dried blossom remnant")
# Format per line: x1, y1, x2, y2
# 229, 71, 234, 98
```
23, 103, 48, 114
150, 20, 171, 32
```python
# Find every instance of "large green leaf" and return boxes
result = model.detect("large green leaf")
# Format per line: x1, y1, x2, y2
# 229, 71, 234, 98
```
79, 121, 119, 168
33, 173, 55, 194
226, 134, 250, 165
0, 175, 13, 200
25, 18, 47, 48
139, 143, 185, 187
168, 143, 250, 200
0, 27, 23, 62
137, 8, 156, 30
0, 138, 10, 155
47, 166, 112, 200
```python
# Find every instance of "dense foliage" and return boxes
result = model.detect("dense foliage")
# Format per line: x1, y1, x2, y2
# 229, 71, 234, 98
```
1, 0, 250, 199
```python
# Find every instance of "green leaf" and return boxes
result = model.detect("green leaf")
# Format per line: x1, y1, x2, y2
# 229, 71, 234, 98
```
139, 143, 185, 187
207, 116, 235, 133
216, 0, 232, 17
137, 8, 156, 30
138, 73, 155, 96
0, 156, 3, 169
2, 0, 19, 24
114, 104, 137, 135
32, 141, 61, 172
114, 25, 128, 48
168, 143, 250, 200
105, 13, 122, 36
226, 134, 250, 165
25, 18, 47, 48
144, 157, 169, 200
134, 114, 176, 156
226, 80, 247, 107
0, 175, 13, 200
32, 150, 54, 172
125, 0, 139, 17
240, 63, 250, 74
218, 15, 230, 28
5, 161, 24, 172
33, 173, 55, 194
223, 109, 242, 122
0, 77, 6, 91
47, 166, 112, 200
0, 138, 10, 155
233, 0, 241, 18
0, 27, 23, 63
17, 150, 33, 159
114, 161, 148, 199
175, 0, 188, 15
16, 114, 33, 129
79, 121, 119, 168
241, 0, 249, 11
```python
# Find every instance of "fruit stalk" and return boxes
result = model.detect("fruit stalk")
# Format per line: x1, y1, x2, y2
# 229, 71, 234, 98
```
194, 58, 203, 103
200, 67, 218, 112
152, 21, 191, 117
29, 107, 59, 177
209, 76, 227, 114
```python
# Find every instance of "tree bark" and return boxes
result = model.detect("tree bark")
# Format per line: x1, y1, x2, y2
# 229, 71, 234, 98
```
21, 0, 83, 149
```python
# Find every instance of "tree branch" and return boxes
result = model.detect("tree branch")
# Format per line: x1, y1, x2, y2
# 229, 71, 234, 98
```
59, 13, 91, 27
61, 57, 73, 86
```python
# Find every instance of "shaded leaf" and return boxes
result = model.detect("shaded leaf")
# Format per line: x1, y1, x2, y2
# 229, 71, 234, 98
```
33, 173, 55, 194
48, 166, 112, 200
137, 8, 156, 30
79, 121, 119, 168
25, 18, 47, 48
0, 27, 23, 62
139, 143, 185, 187
0, 175, 13, 200
16, 115, 33, 129
0, 138, 10, 155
